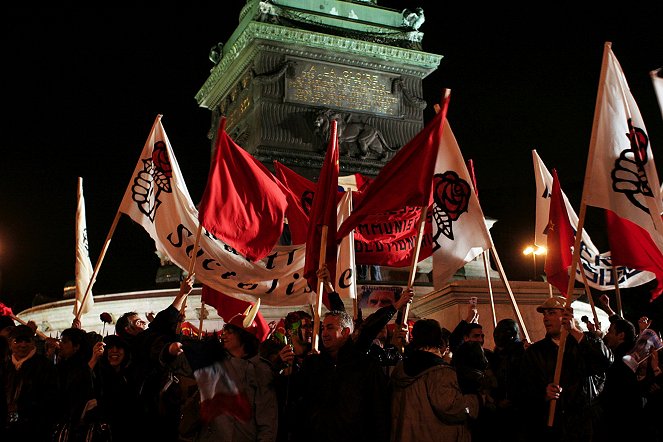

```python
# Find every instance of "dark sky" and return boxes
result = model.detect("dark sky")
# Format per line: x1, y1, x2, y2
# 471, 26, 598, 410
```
2, 2, 662, 315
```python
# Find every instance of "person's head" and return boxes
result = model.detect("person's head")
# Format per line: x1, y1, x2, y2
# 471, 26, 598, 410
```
60, 327, 91, 361
9, 325, 36, 359
222, 323, 260, 358
536, 296, 567, 338
604, 318, 637, 351
453, 340, 489, 371
116, 311, 147, 338
322, 310, 353, 356
103, 334, 130, 370
284, 310, 313, 346
367, 289, 398, 308
411, 318, 447, 351
464, 323, 485, 346
493, 318, 520, 349
0, 315, 16, 338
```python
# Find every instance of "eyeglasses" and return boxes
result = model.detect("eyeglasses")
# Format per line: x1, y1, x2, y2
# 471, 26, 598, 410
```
130, 318, 146, 327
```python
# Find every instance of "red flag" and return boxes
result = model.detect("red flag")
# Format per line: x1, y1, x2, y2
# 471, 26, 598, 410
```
201, 285, 270, 342
337, 93, 450, 241
275, 160, 429, 266
198, 118, 287, 262
606, 210, 663, 301
273, 161, 315, 245
304, 120, 339, 304
0, 302, 14, 317
544, 169, 575, 295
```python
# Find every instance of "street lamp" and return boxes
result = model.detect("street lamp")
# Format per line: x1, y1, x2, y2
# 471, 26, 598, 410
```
523, 245, 547, 280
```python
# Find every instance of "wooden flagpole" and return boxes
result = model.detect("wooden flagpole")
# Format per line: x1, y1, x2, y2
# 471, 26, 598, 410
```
467, 158, 497, 328
482, 250, 497, 328
548, 41, 612, 427
74, 210, 121, 323
611, 266, 623, 317
312, 226, 329, 352
74, 115, 163, 323
578, 266, 600, 330
176, 222, 203, 334
487, 246, 531, 343
400, 205, 429, 326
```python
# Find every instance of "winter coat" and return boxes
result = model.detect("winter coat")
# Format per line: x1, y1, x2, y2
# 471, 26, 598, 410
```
518, 332, 612, 441
390, 350, 479, 442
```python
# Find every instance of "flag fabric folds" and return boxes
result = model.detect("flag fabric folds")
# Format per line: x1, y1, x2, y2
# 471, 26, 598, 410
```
118, 115, 315, 306
336, 98, 449, 241
198, 119, 287, 262
304, 120, 339, 296
605, 210, 663, 300
274, 160, 432, 267
201, 285, 270, 342
74, 177, 95, 316
583, 44, 663, 301
182, 339, 252, 423
532, 150, 653, 290
431, 120, 492, 289
544, 170, 575, 296
273, 161, 316, 245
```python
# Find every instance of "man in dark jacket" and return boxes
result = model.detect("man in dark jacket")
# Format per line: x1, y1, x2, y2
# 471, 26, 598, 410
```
1, 325, 58, 440
115, 274, 194, 441
518, 296, 613, 441
292, 309, 390, 442
598, 317, 649, 439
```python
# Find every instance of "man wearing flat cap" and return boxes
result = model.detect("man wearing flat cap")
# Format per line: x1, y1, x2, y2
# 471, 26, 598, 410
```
516, 296, 612, 441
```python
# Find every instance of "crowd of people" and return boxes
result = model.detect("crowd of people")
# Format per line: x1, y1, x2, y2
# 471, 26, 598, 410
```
1, 270, 661, 441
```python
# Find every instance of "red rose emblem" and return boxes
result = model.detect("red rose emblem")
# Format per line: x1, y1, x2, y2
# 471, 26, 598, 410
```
151, 141, 173, 178
433, 171, 470, 220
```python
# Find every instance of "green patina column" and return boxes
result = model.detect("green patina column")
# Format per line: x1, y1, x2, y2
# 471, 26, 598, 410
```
195, 0, 441, 178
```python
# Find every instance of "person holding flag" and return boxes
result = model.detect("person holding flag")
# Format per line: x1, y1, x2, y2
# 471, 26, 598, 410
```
517, 296, 612, 440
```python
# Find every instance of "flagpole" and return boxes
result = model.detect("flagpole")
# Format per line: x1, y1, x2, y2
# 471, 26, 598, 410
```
487, 246, 530, 343
74, 115, 163, 323
467, 158, 497, 328
578, 266, 600, 330
482, 250, 497, 328
400, 205, 428, 326
611, 266, 623, 316
176, 222, 203, 334
75, 210, 121, 323
548, 41, 612, 428
312, 225, 328, 352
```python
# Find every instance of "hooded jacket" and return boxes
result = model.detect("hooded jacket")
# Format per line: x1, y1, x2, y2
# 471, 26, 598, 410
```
390, 350, 479, 442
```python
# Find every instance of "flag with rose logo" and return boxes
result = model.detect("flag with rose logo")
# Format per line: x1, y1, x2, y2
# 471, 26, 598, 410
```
430, 120, 491, 289
334, 93, 492, 287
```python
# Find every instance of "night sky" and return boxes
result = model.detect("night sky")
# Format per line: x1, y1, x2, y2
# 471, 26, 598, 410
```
2, 2, 662, 321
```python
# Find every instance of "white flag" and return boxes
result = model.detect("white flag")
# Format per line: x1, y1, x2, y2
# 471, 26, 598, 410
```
74, 177, 95, 316
336, 191, 356, 301
118, 115, 315, 306
585, 45, 663, 248
432, 120, 492, 289
532, 149, 654, 289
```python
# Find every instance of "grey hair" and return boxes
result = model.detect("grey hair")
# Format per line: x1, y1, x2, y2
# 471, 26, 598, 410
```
324, 310, 354, 333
